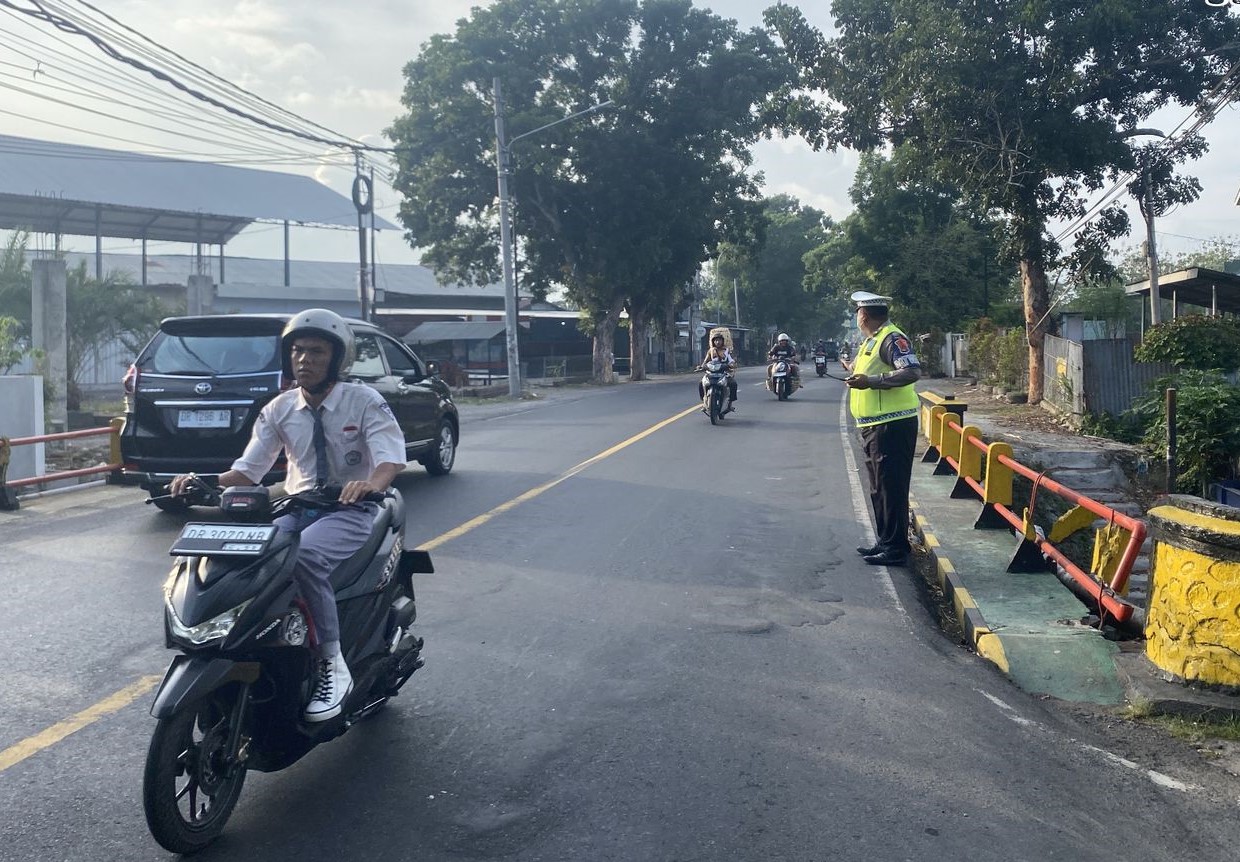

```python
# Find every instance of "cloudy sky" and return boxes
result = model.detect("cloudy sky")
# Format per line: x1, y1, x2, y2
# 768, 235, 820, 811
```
1, 0, 1237, 270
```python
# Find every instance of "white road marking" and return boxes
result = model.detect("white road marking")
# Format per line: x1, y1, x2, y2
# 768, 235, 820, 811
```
838, 396, 908, 620
976, 688, 1198, 793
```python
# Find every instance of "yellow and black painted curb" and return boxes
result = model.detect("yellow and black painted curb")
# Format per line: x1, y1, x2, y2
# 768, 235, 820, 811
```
911, 496, 1011, 675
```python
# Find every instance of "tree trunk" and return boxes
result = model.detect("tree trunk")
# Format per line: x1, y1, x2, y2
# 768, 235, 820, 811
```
1021, 256, 1050, 405
663, 303, 678, 373
592, 303, 623, 384
628, 307, 647, 381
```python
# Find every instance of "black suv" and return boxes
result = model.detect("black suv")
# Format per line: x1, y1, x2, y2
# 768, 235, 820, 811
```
120, 313, 459, 509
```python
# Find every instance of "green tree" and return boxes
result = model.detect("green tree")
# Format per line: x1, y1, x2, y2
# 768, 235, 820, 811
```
0, 316, 31, 373
0, 231, 32, 329
388, 0, 798, 382
715, 194, 832, 346
63, 262, 170, 410
767, 0, 1239, 404
802, 151, 1014, 344
1116, 235, 1240, 285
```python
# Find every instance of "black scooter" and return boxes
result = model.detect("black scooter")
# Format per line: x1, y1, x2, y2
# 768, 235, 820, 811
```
141, 480, 431, 854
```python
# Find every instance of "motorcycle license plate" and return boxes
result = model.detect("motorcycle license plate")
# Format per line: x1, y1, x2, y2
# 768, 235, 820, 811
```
170, 523, 277, 556
177, 409, 231, 428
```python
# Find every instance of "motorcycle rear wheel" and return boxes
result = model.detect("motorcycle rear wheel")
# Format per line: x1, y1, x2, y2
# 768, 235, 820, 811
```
143, 692, 248, 854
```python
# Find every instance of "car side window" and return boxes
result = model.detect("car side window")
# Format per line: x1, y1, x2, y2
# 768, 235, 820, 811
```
351, 334, 387, 379
379, 335, 420, 377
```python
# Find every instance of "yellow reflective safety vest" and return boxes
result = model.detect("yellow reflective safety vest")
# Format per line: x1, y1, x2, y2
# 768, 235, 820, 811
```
849, 322, 919, 428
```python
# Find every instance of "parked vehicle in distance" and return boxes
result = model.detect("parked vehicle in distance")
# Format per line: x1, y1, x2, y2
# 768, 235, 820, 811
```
120, 314, 459, 511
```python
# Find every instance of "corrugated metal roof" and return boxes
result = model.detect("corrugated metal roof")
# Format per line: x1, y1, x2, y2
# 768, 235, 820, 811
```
0, 134, 396, 243
404, 320, 508, 343
50, 252, 503, 299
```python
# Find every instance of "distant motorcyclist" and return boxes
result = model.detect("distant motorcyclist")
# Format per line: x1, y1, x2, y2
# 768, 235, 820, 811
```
699, 332, 739, 411
767, 333, 800, 382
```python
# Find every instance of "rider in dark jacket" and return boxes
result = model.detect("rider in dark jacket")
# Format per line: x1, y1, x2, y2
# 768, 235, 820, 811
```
767, 333, 799, 379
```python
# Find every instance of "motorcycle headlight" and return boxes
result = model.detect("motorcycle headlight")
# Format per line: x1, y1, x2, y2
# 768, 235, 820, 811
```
166, 595, 251, 646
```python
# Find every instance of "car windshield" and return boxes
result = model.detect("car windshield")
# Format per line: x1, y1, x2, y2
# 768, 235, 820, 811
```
141, 333, 280, 375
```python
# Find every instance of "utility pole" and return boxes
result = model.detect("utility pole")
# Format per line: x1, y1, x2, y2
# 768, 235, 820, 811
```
493, 78, 522, 397
733, 278, 741, 327
1142, 159, 1162, 326
352, 150, 373, 322
1122, 128, 1166, 327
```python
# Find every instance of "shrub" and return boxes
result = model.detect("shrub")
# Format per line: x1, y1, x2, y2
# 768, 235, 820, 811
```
1133, 315, 1240, 372
1133, 369, 1240, 495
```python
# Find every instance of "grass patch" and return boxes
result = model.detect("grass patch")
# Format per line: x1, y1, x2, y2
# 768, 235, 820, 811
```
1121, 701, 1240, 742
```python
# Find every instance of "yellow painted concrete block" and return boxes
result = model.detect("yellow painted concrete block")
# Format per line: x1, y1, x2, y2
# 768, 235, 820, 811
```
1146, 497, 1240, 688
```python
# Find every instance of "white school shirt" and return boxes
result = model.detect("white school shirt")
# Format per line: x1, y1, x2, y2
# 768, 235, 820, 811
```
231, 382, 407, 493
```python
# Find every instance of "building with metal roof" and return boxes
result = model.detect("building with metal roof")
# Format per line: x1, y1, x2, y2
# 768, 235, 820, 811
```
0, 133, 396, 246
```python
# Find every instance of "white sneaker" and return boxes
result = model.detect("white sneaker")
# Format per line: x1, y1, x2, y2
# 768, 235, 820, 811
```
304, 653, 353, 722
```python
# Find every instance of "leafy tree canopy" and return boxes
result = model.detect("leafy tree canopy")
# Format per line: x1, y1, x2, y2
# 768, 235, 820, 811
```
766, 0, 1240, 402
801, 151, 1014, 338
388, 0, 801, 336
714, 194, 832, 343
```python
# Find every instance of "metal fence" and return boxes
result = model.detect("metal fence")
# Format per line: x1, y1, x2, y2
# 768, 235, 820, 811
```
1080, 338, 1174, 417
1042, 334, 1085, 415
1042, 334, 1175, 417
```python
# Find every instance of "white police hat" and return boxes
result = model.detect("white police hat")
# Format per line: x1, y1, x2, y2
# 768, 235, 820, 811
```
851, 291, 892, 309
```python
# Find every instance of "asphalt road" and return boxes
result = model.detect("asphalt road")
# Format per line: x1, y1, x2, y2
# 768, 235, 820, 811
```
3, 369, 1240, 861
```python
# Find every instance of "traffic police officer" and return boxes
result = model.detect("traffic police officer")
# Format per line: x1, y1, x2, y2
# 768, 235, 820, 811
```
844, 291, 922, 566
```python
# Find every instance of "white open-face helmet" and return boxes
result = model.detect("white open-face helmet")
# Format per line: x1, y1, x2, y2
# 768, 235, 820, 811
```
777, 332, 791, 343
281, 308, 355, 382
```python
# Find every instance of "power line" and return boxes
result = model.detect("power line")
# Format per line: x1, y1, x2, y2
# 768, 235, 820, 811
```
0, 0, 391, 153
0, 7, 345, 165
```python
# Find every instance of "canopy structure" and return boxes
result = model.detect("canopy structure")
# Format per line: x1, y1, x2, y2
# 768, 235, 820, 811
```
1125, 266, 1240, 331
403, 321, 508, 344
0, 133, 396, 246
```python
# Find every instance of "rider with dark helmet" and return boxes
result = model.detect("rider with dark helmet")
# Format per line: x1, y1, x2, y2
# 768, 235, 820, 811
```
170, 309, 407, 722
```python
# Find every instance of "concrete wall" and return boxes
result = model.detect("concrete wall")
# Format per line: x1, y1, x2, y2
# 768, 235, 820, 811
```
31, 259, 67, 429
0, 375, 45, 481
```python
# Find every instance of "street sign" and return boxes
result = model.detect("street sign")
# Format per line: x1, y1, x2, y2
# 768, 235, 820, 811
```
694, 325, 706, 337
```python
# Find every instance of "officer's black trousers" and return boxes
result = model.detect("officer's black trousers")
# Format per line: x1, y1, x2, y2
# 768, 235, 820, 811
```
860, 416, 918, 555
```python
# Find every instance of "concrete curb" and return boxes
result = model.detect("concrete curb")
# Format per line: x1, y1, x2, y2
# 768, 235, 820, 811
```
911, 496, 1010, 677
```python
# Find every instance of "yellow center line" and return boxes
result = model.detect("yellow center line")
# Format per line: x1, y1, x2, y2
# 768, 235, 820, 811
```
1, 406, 696, 773
0, 675, 161, 773
418, 404, 698, 551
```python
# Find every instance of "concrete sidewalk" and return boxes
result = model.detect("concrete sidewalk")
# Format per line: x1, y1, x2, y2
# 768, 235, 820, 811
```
908, 435, 1240, 717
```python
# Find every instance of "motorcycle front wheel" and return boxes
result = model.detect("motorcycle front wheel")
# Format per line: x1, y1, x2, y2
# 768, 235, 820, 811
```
143, 691, 248, 854
709, 389, 723, 424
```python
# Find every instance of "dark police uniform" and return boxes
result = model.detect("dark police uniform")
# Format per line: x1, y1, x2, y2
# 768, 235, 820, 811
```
847, 293, 921, 564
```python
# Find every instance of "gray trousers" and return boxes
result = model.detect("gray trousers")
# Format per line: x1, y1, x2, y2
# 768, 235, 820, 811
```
274, 504, 377, 650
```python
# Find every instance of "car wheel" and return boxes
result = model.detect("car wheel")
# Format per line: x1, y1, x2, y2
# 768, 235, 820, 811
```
420, 419, 456, 476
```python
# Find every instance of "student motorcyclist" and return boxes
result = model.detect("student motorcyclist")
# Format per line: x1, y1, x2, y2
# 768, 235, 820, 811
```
698, 332, 739, 411
168, 308, 407, 722
767, 332, 800, 382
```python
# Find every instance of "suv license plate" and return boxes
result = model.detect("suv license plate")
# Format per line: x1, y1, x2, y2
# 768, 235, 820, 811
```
178, 409, 231, 428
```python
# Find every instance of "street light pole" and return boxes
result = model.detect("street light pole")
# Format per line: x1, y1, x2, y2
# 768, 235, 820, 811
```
493, 78, 522, 397
492, 83, 614, 398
